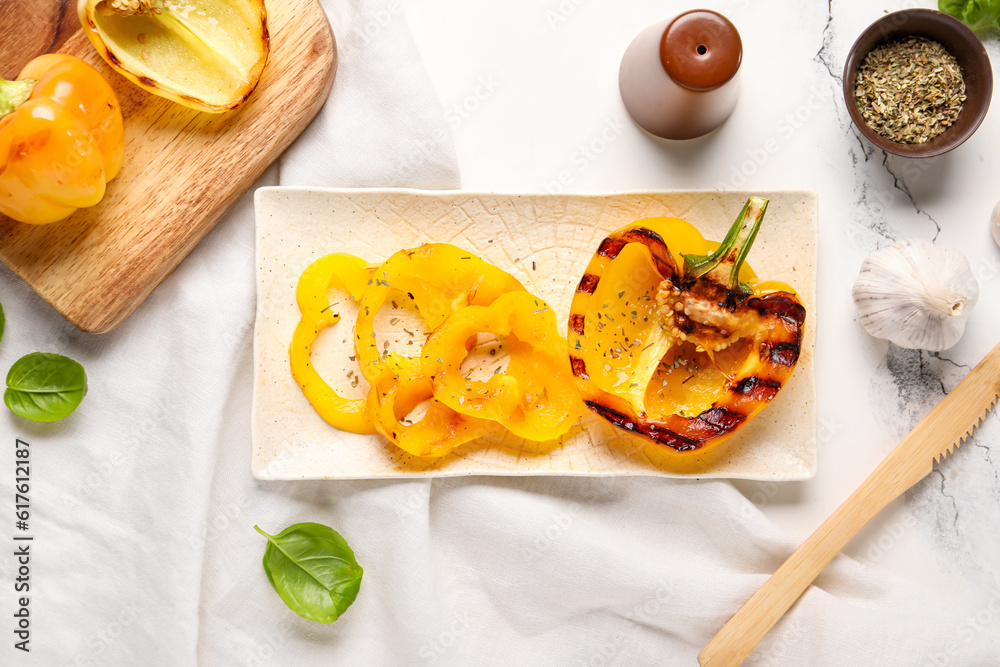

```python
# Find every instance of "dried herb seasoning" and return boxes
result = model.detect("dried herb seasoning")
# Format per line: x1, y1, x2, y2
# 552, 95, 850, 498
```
854, 36, 966, 144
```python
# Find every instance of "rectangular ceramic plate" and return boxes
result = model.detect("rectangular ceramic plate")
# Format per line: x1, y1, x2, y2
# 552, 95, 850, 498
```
253, 188, 817, 481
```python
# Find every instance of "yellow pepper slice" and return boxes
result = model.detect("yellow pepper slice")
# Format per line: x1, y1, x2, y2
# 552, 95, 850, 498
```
353, 244, 528, 456
290, 253, 376, 435
290, 243, 590, 456
354, 244, 526, 383
422, 291, 583, 441
367, 357, 499, 458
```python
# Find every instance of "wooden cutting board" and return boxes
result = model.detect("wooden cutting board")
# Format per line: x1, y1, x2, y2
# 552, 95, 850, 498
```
0, 0, 336, 333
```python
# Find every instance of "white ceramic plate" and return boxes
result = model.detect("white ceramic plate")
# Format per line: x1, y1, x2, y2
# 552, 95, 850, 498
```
253, 188, 817, 480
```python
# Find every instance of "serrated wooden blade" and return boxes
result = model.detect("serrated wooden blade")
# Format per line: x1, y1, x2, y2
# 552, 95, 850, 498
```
699, 340, 1000, 667
896, 343, 1000, 486
934, 394, 998, 465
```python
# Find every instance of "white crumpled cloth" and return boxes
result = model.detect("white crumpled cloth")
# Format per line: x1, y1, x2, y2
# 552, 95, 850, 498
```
3, 1, 999, 665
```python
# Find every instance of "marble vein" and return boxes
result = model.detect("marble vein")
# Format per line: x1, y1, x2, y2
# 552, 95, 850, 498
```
878, 153, 942, 242
933, 468, 961, 538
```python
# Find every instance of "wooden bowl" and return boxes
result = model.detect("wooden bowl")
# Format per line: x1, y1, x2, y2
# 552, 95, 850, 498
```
843, 8, 992, 158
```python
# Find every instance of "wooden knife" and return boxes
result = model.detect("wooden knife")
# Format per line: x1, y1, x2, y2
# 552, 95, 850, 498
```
699, 340, 1000, 666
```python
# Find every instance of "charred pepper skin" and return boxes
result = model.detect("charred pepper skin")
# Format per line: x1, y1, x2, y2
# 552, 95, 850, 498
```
578, 291, 804, 447
567, 197, 806, 468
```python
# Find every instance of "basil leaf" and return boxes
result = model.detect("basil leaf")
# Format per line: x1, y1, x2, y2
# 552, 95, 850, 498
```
939, 0, 968, 17
939, 0, 1000, 30
0, 302, 5, 343
5, 352, 87, 422
255, 523, 363, 623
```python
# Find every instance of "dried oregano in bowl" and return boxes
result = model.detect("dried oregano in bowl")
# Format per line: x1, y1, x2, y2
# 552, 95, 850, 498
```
854, 36, 966, 144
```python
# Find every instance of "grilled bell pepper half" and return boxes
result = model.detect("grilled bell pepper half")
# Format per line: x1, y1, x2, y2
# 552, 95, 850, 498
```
0, 54, 124, 224
290, 253, 377, 435
567, 197, 805, 468
367, 356, 499, 458
421, 290, 584, 441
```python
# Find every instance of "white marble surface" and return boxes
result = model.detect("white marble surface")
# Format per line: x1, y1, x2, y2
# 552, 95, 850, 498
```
404, 0, 1000, 632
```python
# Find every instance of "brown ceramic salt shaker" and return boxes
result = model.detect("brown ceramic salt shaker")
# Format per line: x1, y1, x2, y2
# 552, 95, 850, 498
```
619, 10, 742, 140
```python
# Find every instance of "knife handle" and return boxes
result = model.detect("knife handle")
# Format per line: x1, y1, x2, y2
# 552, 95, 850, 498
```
698, 458, 908, 667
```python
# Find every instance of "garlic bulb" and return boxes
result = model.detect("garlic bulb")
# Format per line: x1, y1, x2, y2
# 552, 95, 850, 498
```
852, 238, 978, 351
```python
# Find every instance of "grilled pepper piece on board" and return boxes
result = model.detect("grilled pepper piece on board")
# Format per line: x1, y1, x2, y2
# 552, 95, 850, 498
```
78, 0, 269, 113
0, 54, 124, 224
421, 290, 584, 441
290, 253, 377, 435
567, 197, 805, 469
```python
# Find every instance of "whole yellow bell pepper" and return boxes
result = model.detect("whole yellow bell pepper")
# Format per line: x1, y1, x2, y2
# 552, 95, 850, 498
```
0, 54, 124, 224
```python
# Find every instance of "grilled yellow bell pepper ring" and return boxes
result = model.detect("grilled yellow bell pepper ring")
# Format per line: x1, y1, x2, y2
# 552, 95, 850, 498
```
366, 356, 499, 458
354, 243, 526, 384
290, 253, 377, 435
422, 290, 583, 441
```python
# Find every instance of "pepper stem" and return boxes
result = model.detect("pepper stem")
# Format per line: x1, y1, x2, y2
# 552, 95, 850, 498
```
682, 196, 769, 293
0, 77, 35, 120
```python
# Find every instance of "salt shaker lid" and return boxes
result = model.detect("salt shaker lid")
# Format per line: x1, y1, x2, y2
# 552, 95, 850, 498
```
660, 10, 743, 92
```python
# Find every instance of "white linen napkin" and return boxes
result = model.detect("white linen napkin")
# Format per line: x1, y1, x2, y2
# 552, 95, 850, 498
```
2, 1, 999, 665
